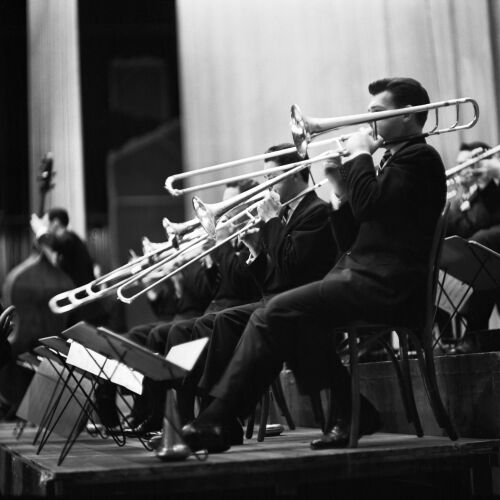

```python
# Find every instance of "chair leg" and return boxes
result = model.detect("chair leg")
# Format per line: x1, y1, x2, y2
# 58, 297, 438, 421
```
271, 379, 295, 431
348, 329, 360, 448
257, 390, 270, 442
245, 409, 256, 439
309, 392, 326, 433
376, 336, 413, 421
412, 334, 458, 441
397, 332, 424, 437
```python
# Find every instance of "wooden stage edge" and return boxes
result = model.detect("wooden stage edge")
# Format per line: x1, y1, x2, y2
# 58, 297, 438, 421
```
0, 424, 499, 498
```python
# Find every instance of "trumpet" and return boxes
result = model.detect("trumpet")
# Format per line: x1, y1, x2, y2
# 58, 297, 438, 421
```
116, 180, 328, 304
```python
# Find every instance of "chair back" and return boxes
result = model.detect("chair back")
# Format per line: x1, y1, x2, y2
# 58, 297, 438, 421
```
422, 203, 450, 342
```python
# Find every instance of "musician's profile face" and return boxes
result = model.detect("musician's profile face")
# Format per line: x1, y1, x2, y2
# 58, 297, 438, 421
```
368, 90, 404, 141
222, 186, 240, 201
456, 149, 473, 165
265, 160, 291, 202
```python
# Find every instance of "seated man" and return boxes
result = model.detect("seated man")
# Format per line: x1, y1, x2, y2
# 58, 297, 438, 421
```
162, 142, 338, 441
445, 142, 500, 354
180, 77, 446, 453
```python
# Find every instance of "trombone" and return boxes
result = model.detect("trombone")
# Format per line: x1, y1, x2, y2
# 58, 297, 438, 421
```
187, 97, 479, 240
291, 97, 480, 157
116, 179, 328, 304
165, 97, 479, 197
48, 228, 203, 314
445, 144, 500, 179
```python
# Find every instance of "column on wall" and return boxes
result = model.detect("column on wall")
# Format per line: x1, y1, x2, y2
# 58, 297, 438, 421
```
27, 0, 86, 236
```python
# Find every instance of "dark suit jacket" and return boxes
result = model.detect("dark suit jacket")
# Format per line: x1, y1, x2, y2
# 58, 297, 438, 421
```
150, 260, 214, 320
38, 230, 95, 287
205, 241, 261, 311
329, 138, 446, 325
248, 191, 337, 295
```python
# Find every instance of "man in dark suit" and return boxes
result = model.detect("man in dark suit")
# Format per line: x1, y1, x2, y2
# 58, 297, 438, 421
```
30, 207, 107, 326
31, 208, 95, 288
164, 143, 337, 441
181, 77, 446, 452
446, 142, 500, 354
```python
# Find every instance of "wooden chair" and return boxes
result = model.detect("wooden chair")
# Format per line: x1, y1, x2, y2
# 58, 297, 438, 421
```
245, 375, 295, 442
324, 204, 458, 447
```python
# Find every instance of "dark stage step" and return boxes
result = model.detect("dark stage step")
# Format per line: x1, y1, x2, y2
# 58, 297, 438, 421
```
0, 424, 498, 498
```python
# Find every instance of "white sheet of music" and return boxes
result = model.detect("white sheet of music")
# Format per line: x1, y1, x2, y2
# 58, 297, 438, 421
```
437, 270, 473, 316
165, 337, 208, 372
66, 342, 144, 395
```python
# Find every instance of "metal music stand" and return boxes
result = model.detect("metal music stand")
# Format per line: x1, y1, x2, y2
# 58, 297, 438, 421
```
25, 340, 104, 464
57, 322, 207, 461
61, 321, 193, 381
437, 236, 500, 346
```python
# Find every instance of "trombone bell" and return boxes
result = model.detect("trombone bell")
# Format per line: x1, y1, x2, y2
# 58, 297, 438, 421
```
192, 196, 217, 240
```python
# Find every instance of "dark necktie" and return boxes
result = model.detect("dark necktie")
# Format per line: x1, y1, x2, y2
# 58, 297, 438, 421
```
280, 205, 291, 224
378, 150, 392, 174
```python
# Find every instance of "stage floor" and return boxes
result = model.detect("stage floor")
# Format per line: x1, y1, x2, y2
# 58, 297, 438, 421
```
0, 423, 498, 498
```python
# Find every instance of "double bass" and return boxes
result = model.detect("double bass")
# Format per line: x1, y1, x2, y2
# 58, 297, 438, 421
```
2, 154, 74, 357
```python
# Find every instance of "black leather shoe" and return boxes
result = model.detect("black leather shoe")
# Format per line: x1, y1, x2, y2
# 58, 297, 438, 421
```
447, 340, 477, 355
310, 405, 382, 450
124, 415, 162, 438
182, 419, 242, 453
86, 421, 124, 436
147, 432, 163, 450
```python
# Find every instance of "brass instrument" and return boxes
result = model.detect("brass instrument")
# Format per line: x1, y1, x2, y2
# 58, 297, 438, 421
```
165, 138, 336, 196
445, 144, 500, 206
291, 97, 479, 157
445, 144, 500, 179
165, 98, 479, 198
116, 180, 327, 304
48, 228, 203, 314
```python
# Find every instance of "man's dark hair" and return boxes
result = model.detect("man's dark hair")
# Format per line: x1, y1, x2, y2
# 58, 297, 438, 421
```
460, 141, 491, 152
264, 143, 310, 183
368, 77, 430, 127
48, 207, 69, 227
226, 179, 259, 193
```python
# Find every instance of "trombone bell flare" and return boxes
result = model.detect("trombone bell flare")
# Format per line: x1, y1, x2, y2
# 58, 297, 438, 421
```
192, 196, 217, 240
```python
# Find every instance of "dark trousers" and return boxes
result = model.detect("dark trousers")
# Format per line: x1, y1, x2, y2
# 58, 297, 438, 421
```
161, 301, 260, 423
198, 301, 264, 393
210, 279, 357, 419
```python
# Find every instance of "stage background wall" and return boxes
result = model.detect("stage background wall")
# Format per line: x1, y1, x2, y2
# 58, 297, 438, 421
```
177, 0, 500, 209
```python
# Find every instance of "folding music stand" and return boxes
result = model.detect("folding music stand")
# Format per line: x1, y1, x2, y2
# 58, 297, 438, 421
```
27, 341, 102, 464
437, 236, 500, 346
33, 336, 143, 462
57, 322, 207, 460
61, 321, 203, 381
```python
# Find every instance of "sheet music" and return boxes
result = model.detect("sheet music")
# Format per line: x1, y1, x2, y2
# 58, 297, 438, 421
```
166, 337, 208, 372
437, 270, 473, 316
66, 342, 144, 395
